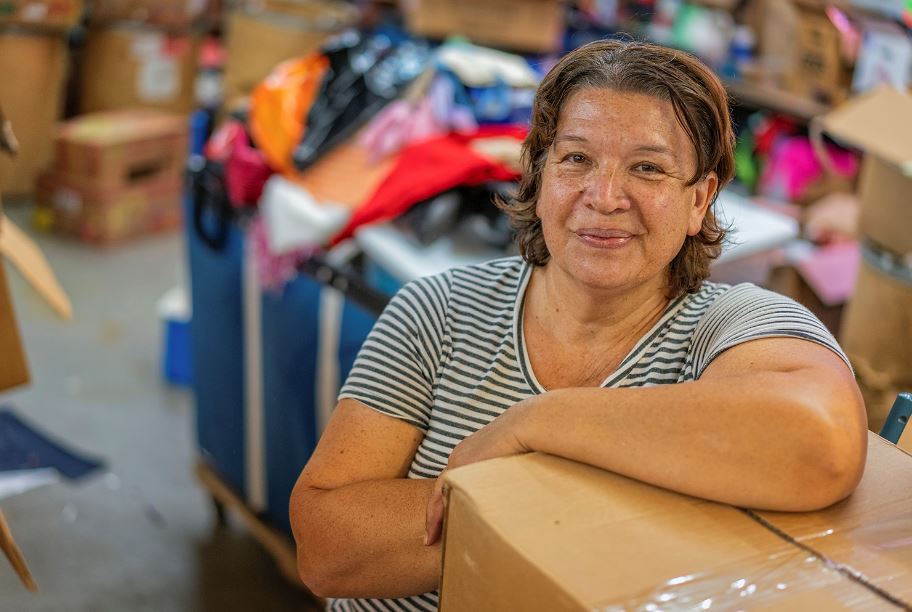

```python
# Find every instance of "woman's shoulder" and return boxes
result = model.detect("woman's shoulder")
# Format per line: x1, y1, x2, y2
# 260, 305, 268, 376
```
393, 256, 525, 314
444, 256, 527, 294
687, 280, 834, 339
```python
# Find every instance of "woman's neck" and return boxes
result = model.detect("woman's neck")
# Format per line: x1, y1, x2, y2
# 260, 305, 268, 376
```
527, 262, 671, 347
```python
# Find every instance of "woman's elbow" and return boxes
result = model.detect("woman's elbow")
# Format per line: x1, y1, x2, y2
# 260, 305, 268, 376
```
795, 411, 867, 511
290, 485, 339, 597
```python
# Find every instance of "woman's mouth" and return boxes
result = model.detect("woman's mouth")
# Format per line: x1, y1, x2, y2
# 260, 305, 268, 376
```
574, 228, 635, 248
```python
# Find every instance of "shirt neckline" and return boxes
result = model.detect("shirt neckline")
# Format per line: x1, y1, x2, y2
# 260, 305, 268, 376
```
513, 261, 688, 394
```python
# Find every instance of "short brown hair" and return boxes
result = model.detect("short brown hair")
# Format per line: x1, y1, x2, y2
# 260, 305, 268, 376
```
499, 39, 735, 296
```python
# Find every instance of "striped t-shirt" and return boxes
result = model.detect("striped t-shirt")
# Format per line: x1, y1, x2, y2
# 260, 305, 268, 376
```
332, 256, 847, 612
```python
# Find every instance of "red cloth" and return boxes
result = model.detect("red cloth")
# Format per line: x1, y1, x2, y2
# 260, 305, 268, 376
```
332, 125, 527, 244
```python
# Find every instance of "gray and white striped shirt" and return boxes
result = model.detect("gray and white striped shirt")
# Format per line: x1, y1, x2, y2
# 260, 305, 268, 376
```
332, 256, 847, 612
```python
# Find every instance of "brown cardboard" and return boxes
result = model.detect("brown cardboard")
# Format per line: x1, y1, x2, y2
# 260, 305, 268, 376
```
440, 453, 890, 610
222, 4, 355, 108
36, 171, 182, 244
898, 425, 912, 454
0, 0, 83, 30
839, 256, 912, 433
756, 432, 912, 607
0, 32, 68, 197
786, 6, 852, 106
0, 256, 29, 392
813, 86, 912, 257
79, 26, 201, 115
88, 0, 209, 30
53, 110, 188, 188
0, 215, 72, 319
405, 0, 564, 54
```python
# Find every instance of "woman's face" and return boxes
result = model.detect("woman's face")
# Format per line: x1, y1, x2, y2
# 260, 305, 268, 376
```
537, 87, 717, 294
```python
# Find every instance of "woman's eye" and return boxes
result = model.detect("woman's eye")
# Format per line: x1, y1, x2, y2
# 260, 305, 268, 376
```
565, 153, 587, 164
635, 163, 662, 173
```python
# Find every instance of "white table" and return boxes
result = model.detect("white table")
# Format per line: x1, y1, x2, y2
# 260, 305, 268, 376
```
355, 189, 799, 284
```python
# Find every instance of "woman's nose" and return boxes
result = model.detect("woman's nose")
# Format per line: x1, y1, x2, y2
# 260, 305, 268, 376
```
586, 165, 632, 214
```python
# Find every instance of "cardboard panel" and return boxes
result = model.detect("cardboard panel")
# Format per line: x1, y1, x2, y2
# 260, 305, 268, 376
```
0, 32, 67, 197
440, 453, 889, 610
406, 0, 564, 54
857, 156, 912, 257
839, 258, 912, 432
756, 432, 912, 607
0, 258, 29, 392
223, 5, 354, 108
816, 86, 912, 173
79, 26, 201, 115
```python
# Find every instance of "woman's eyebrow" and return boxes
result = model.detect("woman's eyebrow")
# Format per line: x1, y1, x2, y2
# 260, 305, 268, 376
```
553, 134, 589, 144
633, 144, 676, 157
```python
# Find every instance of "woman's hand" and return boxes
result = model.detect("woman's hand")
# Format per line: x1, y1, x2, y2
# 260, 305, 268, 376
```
423, 400, 535, 546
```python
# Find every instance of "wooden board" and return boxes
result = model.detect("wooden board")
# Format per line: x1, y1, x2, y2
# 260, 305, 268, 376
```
195, 460, 321, 603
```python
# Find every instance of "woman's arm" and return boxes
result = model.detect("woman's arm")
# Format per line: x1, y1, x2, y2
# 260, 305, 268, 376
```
290, 399, 440, 599
517, 337, 867, 510
425, 336, 868, 545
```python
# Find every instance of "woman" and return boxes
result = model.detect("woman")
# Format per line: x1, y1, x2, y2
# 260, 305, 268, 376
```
290, 40, 867, 611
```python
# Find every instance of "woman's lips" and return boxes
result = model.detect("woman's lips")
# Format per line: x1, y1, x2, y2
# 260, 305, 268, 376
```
574, 228, 635, 248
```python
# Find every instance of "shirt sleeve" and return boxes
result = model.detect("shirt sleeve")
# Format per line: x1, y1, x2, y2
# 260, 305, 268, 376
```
337, 271, 452, 431
689, 283, 851, 378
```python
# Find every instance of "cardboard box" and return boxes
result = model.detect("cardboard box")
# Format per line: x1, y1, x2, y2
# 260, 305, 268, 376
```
87, 0, 210, 30
0, 0, 83, 30
405, 0, 564, 54
839, 253, 912, 433
0, 32, 68, 197
79, 26, 201, 115
439, 446, 901, 610
756, 433, 912, 606
222, 3, 355, 107
36, 170, 183, 243
899, 423, 912, 454
787, 6, 852, 105
812, 86, 912, 258
53, 110, 187, 188
36, 109, 187, 244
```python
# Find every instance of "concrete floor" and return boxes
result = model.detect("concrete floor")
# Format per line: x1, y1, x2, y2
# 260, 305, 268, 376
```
0, 202, 319, 611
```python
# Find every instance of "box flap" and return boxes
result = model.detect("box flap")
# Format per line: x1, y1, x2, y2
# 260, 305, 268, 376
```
56, 110, 187, 147
899, 426, 912, 454
755, 431, 912, 606
0, 215, 72, 320
815, 86, 912, 175
441, 453, 884, 609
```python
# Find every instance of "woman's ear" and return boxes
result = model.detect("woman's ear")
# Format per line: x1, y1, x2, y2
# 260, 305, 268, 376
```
687, 172, 718, 236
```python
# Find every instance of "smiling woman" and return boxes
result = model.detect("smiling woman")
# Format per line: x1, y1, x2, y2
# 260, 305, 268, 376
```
289, 40, 867, 612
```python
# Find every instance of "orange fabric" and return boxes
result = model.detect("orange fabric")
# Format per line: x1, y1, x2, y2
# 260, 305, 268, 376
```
249, 54, 329, 175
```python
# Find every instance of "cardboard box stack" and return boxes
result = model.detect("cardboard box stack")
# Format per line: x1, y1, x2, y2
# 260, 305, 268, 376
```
0, 1, 81, 197
222, 0, 356, 109
404, 0, 564, 54
87, 0, 216, 30
35, 109, 188, 244
809, 86, 912, 433
78, 25, 202, 115
440, 432, 912, 610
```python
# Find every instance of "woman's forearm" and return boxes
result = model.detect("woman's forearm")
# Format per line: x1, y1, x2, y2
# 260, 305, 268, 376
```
291, 477, 439, 598
518, 370, 866, 511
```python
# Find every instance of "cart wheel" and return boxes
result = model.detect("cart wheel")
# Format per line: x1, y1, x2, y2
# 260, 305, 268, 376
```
212, 496, 228, 527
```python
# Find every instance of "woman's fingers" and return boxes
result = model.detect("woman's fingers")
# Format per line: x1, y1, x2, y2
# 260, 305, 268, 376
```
423, 475, 447, 546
